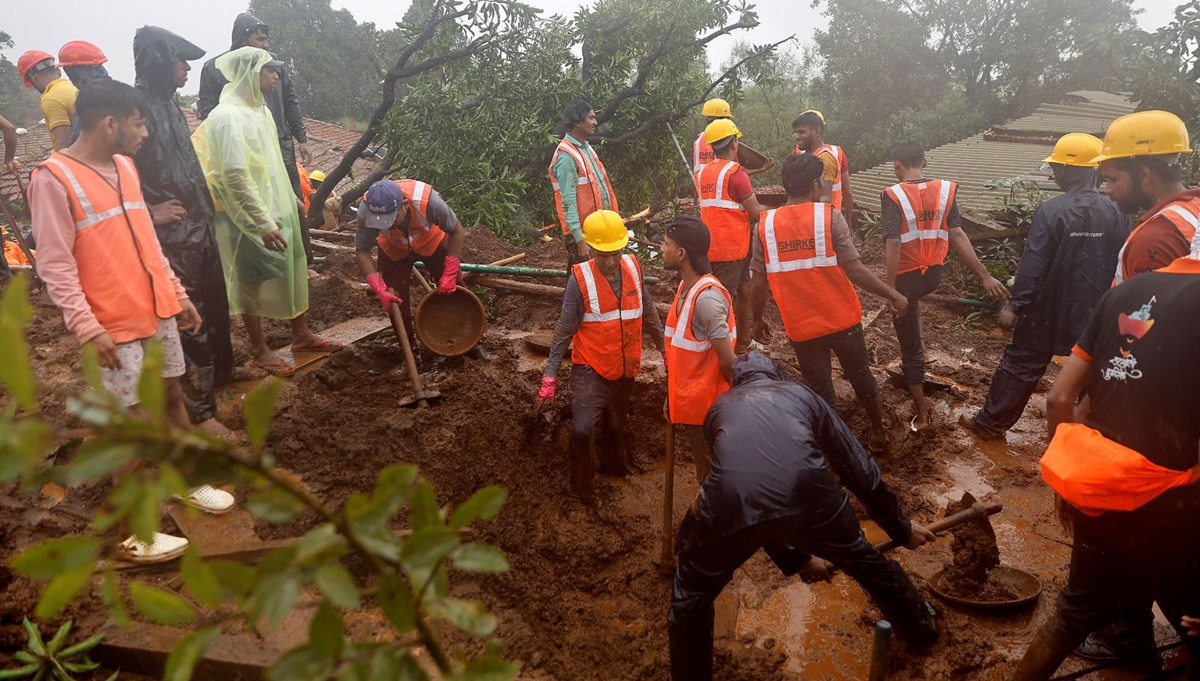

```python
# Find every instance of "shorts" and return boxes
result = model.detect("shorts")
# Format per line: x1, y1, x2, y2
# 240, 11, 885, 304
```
711, 255, 750, 295
100, 317, 187, 408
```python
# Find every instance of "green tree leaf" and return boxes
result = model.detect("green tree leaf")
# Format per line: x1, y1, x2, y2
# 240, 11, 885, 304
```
267, 646, 335, 681
378, 573, 415, 633
449, 486, 507, 530
11, 536, 101, 579
243, 378, 284, 451
37, 563, 94, 620
461, 655, 521, 681
136, 340, 166, 420
409, 479, 440, 530
0, 274, 36, 410
292, 524, 345, 565
310, 601, 345, 660
129, 582, 196, 625
164, 627, 220, 681
100, 567, 130, 626
62, 443, 135, 484
246, 574, 300, 626
181, 547, 223, 606
400, 528, 458, 575
451, 543, 509, 573
314, 560, 360, 610
428, 597, 496, 637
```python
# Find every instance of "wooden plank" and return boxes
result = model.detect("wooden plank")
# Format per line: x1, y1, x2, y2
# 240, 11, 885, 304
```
92, 622, 275, 680
272, 316, 391, 374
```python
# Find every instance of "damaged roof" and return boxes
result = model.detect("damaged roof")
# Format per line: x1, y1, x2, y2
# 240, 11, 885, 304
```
849, 90, 1137, 219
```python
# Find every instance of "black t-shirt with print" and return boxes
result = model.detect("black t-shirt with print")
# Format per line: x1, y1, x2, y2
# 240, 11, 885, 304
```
1074, 263, 1200, 471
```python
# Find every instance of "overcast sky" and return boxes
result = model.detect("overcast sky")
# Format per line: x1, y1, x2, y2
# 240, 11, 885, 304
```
1, 0, 1176, 97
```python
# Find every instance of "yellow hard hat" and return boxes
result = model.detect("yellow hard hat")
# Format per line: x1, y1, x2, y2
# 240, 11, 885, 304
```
702, 98, 732, 118
705, 118, 742, 146
582, 210, 628, 252
1091, 110, 1192, 164
1042, 133, 1103, 167
309, 170, 327, 183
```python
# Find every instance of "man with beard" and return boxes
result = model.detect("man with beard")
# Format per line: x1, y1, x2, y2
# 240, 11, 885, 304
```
133, 26, 238, 424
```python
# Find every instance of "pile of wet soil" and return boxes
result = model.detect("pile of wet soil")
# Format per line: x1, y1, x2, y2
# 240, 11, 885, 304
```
939, 493, 1021, 603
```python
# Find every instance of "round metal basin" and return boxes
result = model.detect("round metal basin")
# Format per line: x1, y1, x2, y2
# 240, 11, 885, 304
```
928, 565, 1042, 611
414, 286, 487, 357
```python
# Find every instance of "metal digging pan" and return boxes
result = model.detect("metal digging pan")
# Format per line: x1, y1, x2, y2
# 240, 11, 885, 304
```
414, 286, 487, 357
928, 565, 1042, 611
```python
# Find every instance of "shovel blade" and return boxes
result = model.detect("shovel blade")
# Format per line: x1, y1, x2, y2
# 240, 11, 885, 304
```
399, 388, 442, 408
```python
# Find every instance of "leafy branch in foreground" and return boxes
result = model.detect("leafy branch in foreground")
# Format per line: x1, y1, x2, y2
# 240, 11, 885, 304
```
0, 619, 113, 681
0, 274, 516, 681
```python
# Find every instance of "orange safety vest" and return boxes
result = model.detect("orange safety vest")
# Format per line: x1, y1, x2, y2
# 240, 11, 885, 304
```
371, 180, 447, 262
758, 203, 862, 343
692, 132, 714, 195
698, 159, 751, 262
884, 179, 955, 274
1114, 196, 1200, 285
548, 138, 619, 236
37, 154, 182, 343
792, 143, 848, 210
570, 254, 644, 380
1041, 422, 1200, 517
664, 274, 736, 425
298, 163, 314, 214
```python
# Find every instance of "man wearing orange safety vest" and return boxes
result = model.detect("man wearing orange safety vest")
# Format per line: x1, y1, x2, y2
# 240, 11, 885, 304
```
660, 216, 737, 482
537, 210, 665, 501
748, 154, 908, 454
1009, 224, 1200, 681
698, 119, 763, 353
1097, 111, 1197, 286
792, 110, 854, 228
691, 98, 773, 197
355, 179, 465, 348
880, 141, 1009, 431
550, 99, 618, 267
30, 80, 234, 563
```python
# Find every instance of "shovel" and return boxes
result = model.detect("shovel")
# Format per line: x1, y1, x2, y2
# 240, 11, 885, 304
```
0, 178, 38, 283
387, 300, 440, 408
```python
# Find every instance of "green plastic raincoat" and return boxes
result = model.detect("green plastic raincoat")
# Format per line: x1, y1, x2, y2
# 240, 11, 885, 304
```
192, 46, 307, 320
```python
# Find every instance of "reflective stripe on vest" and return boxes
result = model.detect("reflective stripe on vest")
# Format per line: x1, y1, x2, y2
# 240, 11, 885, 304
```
761, 206, 838, 273
697, 161, 746, 211
38, 154, 181, 343
375, 180, 444, 261
698, 159, 751, 261
578, 254, 645, 323
548, 139, 619, 236
664, 274, 735, 424
758, 203, 862, 343
886, 182, 951, 243
1115, 199, 1200, 285
43, 156, 149, 230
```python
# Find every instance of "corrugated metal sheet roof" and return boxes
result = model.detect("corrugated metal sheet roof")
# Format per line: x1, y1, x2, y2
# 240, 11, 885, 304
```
850, 90, 1136, 217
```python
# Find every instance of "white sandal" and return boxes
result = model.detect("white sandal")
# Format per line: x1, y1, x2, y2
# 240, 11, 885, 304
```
119, 532, 189, 564
175, 485, 236, 515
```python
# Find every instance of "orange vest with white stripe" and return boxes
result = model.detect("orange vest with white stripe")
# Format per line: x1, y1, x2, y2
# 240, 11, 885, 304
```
885, 180, 955, 274
548, 138, 619, 236
570, 255, 644, 380
794, 144, 849, 210
758, 203, 862, 343
372, 180, 446, 262
1114, 196, 1200, 285
698, 159, 751, 262
692, 132, 714, 195
298, 164, 313, 213
665, 275, 736, 425
37, 154, 182, 343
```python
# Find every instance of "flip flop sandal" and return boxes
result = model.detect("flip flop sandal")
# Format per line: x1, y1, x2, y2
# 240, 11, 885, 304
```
119, 532, 189, 564
867, 433, 889, 456
290, 338, 343, 353
250, 359, 297, 377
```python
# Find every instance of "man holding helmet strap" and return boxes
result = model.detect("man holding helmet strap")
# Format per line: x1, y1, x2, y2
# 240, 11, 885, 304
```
539, 210, 664, 502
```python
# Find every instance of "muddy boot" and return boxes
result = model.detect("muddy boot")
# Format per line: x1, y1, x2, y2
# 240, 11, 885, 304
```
569, 436, 598, 503
1011, 621, 1086, 681
598, 411, 629, 476
1075, 621, 1162, 675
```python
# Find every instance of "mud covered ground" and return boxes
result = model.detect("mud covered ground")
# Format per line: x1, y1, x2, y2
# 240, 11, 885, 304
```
1, 225, 1186, 679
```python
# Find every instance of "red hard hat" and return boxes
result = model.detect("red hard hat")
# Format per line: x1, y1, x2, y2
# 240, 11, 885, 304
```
58, 40, 107, 67
17, 50, 56, 87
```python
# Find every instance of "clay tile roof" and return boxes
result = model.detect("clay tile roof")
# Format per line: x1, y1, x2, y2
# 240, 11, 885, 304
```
850, 90, 1137, 218
1, 124, 53, 203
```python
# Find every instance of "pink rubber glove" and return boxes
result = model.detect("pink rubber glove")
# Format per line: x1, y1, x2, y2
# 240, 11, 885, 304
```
438, 256, 462, 294
538, 376, 556, 401
367, 272, 402, 310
